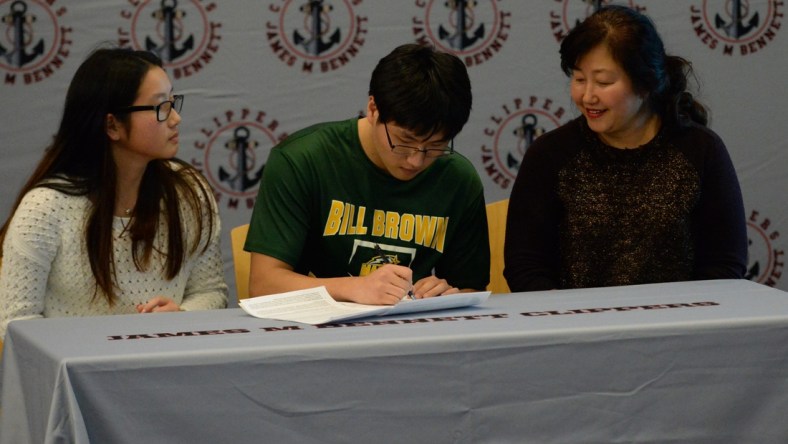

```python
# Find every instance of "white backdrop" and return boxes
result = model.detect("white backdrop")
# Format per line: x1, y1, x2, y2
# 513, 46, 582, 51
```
1, 0, 785, 302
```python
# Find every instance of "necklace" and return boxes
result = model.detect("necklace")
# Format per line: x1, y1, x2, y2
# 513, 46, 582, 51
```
118, 213, 133, 239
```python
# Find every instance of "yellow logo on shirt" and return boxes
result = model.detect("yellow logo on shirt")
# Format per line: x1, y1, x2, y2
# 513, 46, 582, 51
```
360, 252, 400, 277
323, 200, 448, 252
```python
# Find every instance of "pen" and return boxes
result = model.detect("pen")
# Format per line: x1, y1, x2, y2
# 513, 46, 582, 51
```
375, 243, 416, 300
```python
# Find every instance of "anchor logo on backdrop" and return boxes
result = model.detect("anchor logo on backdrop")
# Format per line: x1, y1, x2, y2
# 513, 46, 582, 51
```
745, 209, 784, 288
438, 0, 485, 50
480, 97, 568, 190
117, 0, 221, 79
145, 0, 194, 62
548, 0, 646, 43
292, 0, 341, 56
689, 0, 783, 56
715, 0, 759, 38
507, 114, 545, 171
265, 0, 368, 73
412, 0, 511, 68
0, 1, 44, 67
218, 126, 265, 193
0, 0, 72, 86
192, 109, 288, 211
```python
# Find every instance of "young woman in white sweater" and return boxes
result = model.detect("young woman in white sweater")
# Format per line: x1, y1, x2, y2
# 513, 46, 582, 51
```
0, 48, 227, 339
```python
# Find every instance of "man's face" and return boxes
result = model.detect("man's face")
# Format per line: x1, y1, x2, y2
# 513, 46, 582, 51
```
364, 98, 451, 181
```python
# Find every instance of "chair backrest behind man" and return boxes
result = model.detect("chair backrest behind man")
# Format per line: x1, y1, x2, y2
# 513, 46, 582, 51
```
486, 199, 511, 294
230, 224, 251, 301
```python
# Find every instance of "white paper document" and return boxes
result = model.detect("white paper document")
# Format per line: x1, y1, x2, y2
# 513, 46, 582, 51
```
239, 286, 491, 325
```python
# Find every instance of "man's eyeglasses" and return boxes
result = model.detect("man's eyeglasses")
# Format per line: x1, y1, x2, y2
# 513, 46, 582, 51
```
383, 122, 453, 158
115, 95, 184, 122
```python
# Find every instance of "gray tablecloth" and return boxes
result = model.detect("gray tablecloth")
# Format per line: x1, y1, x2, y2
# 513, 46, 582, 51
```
3, 279, 788, 443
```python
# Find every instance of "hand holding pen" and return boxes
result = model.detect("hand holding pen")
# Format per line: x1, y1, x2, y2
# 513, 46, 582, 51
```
375, 244, 416, 301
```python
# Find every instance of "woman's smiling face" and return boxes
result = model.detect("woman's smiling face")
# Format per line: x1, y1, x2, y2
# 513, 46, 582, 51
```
570, 44, 656, 148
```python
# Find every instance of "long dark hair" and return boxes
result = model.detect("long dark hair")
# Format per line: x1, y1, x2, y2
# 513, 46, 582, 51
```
559, 5, 707, 128
0, 47, 215, 305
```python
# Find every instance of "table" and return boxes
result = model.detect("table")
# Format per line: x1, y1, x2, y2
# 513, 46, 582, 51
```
3, 279, 788, 443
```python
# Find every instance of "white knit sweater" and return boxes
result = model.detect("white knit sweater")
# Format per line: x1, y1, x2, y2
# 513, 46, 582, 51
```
0, 182, 228, 339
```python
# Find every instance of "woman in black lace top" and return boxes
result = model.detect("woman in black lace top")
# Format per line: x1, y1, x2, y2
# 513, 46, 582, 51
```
504, 5, 747, 292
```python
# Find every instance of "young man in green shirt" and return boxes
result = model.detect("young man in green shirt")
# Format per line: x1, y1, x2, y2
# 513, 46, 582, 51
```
245, 43, 490, 305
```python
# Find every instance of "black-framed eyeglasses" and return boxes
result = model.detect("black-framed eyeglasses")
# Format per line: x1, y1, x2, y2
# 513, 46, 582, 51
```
383, 122, 453, 158
115, 95, 184, 122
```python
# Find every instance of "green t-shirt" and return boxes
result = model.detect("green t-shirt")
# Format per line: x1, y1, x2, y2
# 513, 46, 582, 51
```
245, 118, 490, 290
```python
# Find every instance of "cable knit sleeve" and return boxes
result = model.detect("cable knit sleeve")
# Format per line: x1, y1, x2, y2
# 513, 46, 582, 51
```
0, 188, 69, 338
178, 173, 228, 311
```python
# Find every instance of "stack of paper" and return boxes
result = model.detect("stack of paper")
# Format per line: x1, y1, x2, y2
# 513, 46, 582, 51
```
239, 286, 491, 325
